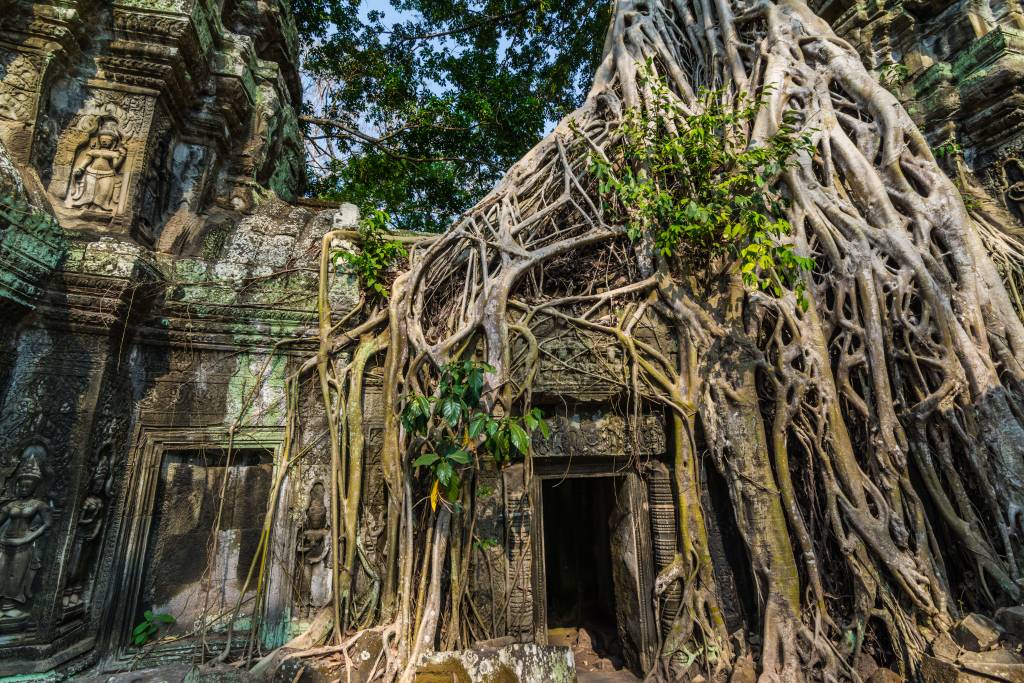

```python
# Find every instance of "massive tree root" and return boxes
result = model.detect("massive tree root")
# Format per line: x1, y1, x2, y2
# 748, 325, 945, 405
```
283, 0, 1024, 680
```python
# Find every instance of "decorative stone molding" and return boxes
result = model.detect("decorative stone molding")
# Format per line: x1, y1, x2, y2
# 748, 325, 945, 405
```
0, 0, 304, 248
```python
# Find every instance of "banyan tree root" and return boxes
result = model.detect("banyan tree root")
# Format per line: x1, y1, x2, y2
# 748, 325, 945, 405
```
283, 0, 1024, 681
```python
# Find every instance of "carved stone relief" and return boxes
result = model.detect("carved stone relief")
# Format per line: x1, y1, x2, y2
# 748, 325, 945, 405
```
1002, 156, 1024, 221
0, 52, 44, 124
61, 443, 115, 616
293, 481, 330, 619
0, 442, 52, 631
46, 89, 156, 233
65, 117, 127, 213
0, 47, 50, 163
532, 411, 666, 458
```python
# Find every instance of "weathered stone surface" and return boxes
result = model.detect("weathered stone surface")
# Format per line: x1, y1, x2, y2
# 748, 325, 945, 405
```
0, 1, 333, 676
959, 648, 1024, 679
867, 669, 904, 683
854, 652, 879, 681
728, 655, 757, 683
922, 643, 1024, 681
932, 631, 962, 660
921, 655, 964, 683
415, 644, 576, 683
809, 0, 1024, 227
953, 613, 1003, 651
75, 663, 254, 683
997, 605, 1024, 640
267, 630, 384, 683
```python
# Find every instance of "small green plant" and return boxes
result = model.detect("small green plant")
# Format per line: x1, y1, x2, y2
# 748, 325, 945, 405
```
473, 536, 500, 551
587, 70, 814, 307
334, 209, 407, 297
132, 610, 175, 646
877, 62, 909, 89
403, 360, 549, 510
934, 135, 963, 159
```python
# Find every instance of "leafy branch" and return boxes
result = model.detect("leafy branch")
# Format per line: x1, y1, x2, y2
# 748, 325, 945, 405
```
132, 610, 175, 646
333, 209, 408, 297
587, 71, 815, 307
402, 360, 549, 510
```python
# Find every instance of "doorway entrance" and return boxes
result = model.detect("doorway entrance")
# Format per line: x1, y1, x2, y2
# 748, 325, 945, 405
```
532, 462, 657, 678
543, 477, 621, 665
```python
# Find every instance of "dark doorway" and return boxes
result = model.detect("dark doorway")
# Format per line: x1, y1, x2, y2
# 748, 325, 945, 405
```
542, 477, 627, 671
139, 447, 273, 640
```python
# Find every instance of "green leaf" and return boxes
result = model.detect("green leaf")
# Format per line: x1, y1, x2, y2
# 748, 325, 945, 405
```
413, 452, 440, 468
440, 398, 462, 427
447, 449, 471, 465
436, 460, 454, 486
468, 413, 488, 439
509, 423, 530, 455
154, 613, 176, 624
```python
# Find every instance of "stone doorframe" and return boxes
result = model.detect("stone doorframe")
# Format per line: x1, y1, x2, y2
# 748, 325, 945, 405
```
97, 425, 286, 669
508, 457, 659, 672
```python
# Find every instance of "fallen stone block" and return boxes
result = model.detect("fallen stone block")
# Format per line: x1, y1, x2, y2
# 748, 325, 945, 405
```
997, 606, 1024, 642
953, 613, 1003, 651
415, 643, 576, 683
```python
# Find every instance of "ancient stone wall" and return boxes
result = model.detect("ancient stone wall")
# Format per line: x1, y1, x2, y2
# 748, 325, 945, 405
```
0, 1, 334, 676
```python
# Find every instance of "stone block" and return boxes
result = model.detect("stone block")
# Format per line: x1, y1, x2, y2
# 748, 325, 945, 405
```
997, 606, 1024, 641
959, 648, 1024, 680
415, 643, 576, 683
953, 613, 1003, 651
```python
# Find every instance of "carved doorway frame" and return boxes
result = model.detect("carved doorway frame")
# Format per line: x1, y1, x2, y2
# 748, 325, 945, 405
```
98, 425, 285, 669
528, 457, 658, 673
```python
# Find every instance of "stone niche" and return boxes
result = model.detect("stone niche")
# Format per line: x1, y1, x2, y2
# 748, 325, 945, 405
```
102, 431, 281, 668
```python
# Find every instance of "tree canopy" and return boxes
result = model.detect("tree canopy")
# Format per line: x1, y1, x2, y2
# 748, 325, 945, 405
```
294, 0, 610, 231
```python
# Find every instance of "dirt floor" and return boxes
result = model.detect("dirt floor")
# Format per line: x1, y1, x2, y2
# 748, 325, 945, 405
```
547, 626, 640, 682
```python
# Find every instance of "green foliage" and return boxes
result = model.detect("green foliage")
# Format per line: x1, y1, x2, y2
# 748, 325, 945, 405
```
934, 135, 963, 159
877, 62, 909, 89
294, 0, 610, 230
473, 536, 500, 551
402, 360, 549, 508
588, 73, 814, 306
131, 610, 175, 646
334, 209, 408, 297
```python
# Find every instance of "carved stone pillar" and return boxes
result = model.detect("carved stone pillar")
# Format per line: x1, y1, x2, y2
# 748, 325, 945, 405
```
0, 237, 160, 674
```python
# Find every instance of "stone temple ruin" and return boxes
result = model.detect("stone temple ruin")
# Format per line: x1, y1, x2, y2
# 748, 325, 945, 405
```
2, 1, 1024, 681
